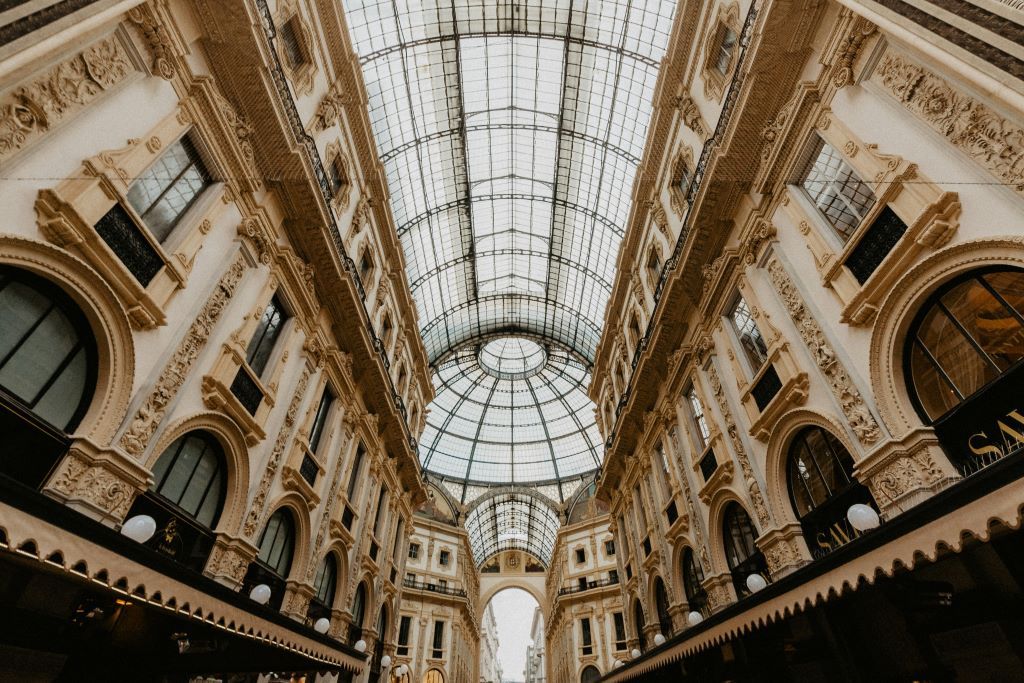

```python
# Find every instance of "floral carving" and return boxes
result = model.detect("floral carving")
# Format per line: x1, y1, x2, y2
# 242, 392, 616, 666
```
706, 364, 771, 527
242, 364, 314, 537
49, 453, 136, 520
872, 52, 1024, 195
767, 259, 882, 444
1, 35, 135, 165
120, 256, 247, 456
831, 18, 876, 88
127, 4, 177, 80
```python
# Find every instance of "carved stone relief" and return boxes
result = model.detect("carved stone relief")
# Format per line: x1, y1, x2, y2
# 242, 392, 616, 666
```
766, 258, 882, 444
119, 254, 247, 456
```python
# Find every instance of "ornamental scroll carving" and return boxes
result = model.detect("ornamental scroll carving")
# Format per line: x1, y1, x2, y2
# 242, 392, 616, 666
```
242, 364, 313, 537
669, 425, 712, 572
705, 364, 772, 527
120, 255, 247, 456
0, 34, 136, 166
871, 52, 1024, 195
49, 451, 135, 520
766, 259, 882, 444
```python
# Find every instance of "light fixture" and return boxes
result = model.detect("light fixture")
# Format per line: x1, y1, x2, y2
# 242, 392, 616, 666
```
631, 648, 641, 659
687, 611, 704, 626
613, 661, 623, 668
354, 639, 367, 652
381, 655, 392, 668
249, 584, 271, 605
314, 617, 330, 634
653, 633, 666, 646
746, 573, 767, 593
847, 503, 880, 532
120, 515, 156, 543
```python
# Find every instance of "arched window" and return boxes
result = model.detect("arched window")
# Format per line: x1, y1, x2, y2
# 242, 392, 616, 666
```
257, 509, 295, 578
150, 432, 226, 527
581, 665, 601, 683
654, 576, 673, 637
908, 268, 1024, 422
309, 553, 338, 620
681, 547, 707, 614
787, 426, 874, 557
423, 670, 444, 683
349, 581, 367, 643
0, 266, 98, 487
722, 503, 768, 598
632, 598, 647, 650
372, 606, 389, 679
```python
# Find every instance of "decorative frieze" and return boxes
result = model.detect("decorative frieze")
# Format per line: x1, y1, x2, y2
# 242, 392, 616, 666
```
46, 439, 152, 525
871, 51, 1024, 195
765, 258, 882, 445
242, 363, 314, 537
119, 254, 247, 456
0, 32, 139, 167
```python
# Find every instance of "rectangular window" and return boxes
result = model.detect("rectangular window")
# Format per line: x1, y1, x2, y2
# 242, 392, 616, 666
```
687, 387, 711, 449
605, 540, 615, 556
575, 548, 586, 564
844, 206, 909, 284
581, 617, 593, 655
438, 579, 448, 590
346, 445, 364, 500
391, 518, 404, 559
245, 296, 288, 378
397, 615, 411, 656
578, 577, 588, 590
439, 550, 450, 566
280, 17, 307, 69
655, 441, 673, 498
714, 25, 737, 75
613, 612, 627, 650
609, 569, 619, 583
94, 204, 164, 286
432, 620, 445, 658
801, 137, 876, 242
329, 155, 348, 196
126, 136, 211, 242
405, 572, 415, 584
408, 543, 420, 559
372, 486, 387, 537
730, 296, 768, 371
308, 387, 333, 454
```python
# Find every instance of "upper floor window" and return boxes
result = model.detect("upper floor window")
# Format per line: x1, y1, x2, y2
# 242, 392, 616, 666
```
126, 136, 211, 243
722, 503, 768, 597
711, 23, 738, 75
431, 619, 445, 658
687, 387, 711, 449
329, 154, 349, 197
908, 269, 1024, 422
682, 547, 707, 614
246, 296, 288, 378
612, 611, 627, 650
408, 542, 420, 559
729, 296, 768, 370
308, 387, 333, 454
346, 445, 365, 501
349, 582, 367, 643
150, 431, 226, 528
439, 549, 451, 566
280, 16, 309, 69
605, 540, 615, 556
580, 617, 593, 655
800, 138, 876, 243
647, 244, 662, 290
397, 615, 412, 656
0, 267, 96, 436
575, 548, 586, 564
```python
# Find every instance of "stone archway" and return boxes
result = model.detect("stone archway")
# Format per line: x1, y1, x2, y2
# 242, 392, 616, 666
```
478, 575, 548, 622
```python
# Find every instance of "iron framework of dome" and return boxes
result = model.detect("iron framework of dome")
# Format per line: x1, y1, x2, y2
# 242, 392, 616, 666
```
342, 0, 677, 556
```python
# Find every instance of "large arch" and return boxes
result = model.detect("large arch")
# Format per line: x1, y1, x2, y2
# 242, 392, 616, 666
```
0, 235, 134, 446
464, 489, 562, 567
146, 411, 251, 535
478, 577, 548, 623
870, 237, 1024, 437
705, 486, 755, 576
762, 408, 861, 531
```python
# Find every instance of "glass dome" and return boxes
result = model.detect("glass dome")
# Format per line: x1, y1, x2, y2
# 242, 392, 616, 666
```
420, 339, 603, 500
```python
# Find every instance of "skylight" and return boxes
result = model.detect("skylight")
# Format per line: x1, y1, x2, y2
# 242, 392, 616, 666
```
342, 0, 677, 508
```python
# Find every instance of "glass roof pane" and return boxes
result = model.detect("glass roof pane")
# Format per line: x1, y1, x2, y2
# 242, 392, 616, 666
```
343, 0, 676, 491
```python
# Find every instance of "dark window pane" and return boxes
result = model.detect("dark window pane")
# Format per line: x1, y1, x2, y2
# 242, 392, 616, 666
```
844, 206, 908, 284
281, 18, 306, 68
918, 304, 998, 402
942, 278, 1024, 371
151, 432, 226, 528
127, 137, 210, 242
910, 342, 961, 421
95, 204, 164, 286
246, 297, 287, 377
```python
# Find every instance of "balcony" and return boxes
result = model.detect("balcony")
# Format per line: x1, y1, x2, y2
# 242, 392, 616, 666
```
401, 578, 467, 598
557, 576, 620, 596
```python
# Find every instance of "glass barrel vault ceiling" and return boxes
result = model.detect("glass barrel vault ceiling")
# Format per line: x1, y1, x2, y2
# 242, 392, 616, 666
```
341, 0, 677, 513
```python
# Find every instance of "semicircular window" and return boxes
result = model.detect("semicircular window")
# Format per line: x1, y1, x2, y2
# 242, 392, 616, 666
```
681, 547, 707, 615
242, 508, 296, 610
0, 266, 97, 488
787, 426, 874, 559
908, 268, 1024, 422
308, 552, 339, 621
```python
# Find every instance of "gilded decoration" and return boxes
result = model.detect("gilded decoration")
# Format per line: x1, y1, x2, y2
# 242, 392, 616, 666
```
766, 258, 882, 445
871, 51, 1024, 195
242, 364, 314, 537
0, 32, 138, 167
119, 254, 247, 457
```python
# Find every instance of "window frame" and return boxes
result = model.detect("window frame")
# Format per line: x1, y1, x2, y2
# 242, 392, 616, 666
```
149, 430, 227, 529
